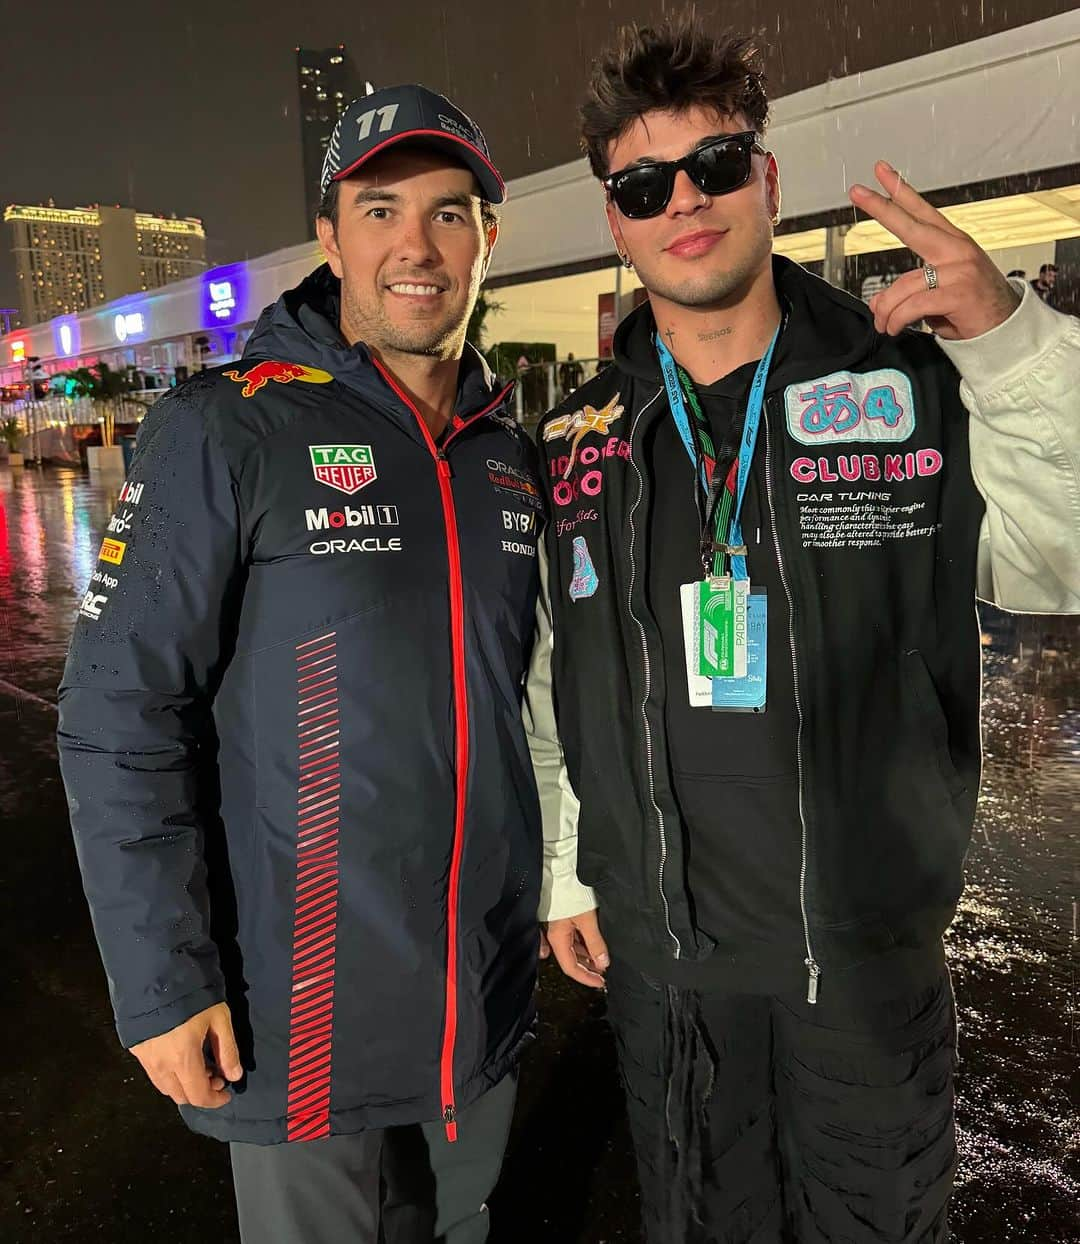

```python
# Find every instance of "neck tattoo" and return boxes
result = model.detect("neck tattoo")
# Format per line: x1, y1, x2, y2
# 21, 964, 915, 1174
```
664, 328, 676, 349
697, 328, 734, 341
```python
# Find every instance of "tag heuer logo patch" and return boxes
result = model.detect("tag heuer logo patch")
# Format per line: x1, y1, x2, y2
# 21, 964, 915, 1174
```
309, 445, 377, 495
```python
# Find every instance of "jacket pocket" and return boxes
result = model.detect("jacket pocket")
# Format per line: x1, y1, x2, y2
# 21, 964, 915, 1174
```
903, 649, 968, 802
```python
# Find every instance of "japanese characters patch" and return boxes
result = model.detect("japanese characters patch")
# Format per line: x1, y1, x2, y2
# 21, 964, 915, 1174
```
784, 369, 915, 446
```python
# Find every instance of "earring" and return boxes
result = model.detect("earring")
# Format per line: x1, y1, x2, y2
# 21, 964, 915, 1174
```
619, 252, 634, 270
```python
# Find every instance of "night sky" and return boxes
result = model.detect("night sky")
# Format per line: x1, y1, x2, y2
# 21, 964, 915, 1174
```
2, 0, 1073, 315
2, 1, 661, 282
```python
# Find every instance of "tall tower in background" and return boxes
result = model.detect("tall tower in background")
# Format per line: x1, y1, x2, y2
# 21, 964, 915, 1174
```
296, 46, 365, 236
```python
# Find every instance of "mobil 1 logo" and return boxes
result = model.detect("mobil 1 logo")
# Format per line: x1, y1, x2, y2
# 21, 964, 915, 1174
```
304, 501, 403, 556
305, 504, 399, 531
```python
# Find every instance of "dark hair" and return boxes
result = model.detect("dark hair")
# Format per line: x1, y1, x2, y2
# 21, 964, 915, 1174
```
1039, 263, 1058, 276
315, 177, 500, 233
316, 180, 340, 228
580, 15, 770, 179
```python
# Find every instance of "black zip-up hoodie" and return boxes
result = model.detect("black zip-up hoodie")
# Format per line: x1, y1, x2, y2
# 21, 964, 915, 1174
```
59, 265, 546, 1143
537, 256, 984, 1000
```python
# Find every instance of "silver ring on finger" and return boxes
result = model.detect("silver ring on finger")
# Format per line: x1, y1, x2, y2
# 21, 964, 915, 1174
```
923, 264, 939, 291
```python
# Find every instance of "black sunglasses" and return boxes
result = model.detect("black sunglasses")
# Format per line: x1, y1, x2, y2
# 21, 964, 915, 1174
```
603, 131, 767, 220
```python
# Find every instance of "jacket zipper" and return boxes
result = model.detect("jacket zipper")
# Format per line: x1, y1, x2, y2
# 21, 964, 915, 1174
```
435, 450, 467, 1141
627, 391, 681, 959
763, 411, 821, 1004
372, 360, 513, 1139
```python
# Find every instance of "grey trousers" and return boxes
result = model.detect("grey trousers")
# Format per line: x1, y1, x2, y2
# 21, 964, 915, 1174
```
230, 1072, 517, 1244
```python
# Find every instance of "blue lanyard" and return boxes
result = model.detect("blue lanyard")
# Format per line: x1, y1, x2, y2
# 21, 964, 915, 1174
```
657, 324, 780, 581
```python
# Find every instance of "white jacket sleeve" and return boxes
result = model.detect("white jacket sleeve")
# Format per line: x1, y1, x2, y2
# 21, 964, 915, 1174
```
936, 279, 1080, 614
522, 540, 597, 921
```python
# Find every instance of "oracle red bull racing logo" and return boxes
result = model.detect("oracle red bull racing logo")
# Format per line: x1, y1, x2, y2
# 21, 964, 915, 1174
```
309, 444, 378, 496
223, 359, 334, 397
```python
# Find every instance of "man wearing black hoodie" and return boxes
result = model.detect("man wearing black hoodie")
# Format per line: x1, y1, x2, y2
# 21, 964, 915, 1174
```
537, 19, 1080, 1244
58, 86, 559, 1244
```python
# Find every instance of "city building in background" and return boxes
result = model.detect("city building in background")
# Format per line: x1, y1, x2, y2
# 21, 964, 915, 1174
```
1, 12, 1077, 414
4, 203, 206, 327
296, 45, 366, 234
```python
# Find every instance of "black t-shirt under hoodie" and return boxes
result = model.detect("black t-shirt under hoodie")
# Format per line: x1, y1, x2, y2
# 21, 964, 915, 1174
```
640, 324, 808, 985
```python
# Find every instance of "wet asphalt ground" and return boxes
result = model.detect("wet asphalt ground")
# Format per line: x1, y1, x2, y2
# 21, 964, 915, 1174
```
0, 464, 1077, 1243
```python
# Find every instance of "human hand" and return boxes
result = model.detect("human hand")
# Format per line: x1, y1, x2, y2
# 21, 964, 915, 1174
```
849, 161, 1021, 340
543, 908, 610, 989
129, 1002, 242, 1108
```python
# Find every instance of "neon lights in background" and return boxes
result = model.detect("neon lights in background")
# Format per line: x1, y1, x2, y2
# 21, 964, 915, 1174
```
55, 319, 78, 357
11, 340, 25, 363
114, 312, 145, 343
209, 280, 236, 320
202, 263, 247, 328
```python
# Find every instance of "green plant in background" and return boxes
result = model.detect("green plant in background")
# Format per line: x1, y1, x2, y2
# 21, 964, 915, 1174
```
467, 289, 505, 352
59, 361, 139, 401
2, 417, 21, 452
57, 362, 142, 448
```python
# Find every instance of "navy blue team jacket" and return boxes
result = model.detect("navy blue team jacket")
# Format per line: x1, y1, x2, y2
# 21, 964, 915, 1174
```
58, 265, 545, 1144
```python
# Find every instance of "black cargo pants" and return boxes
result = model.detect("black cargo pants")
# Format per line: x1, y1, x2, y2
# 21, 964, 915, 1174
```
605, 954, 957, 1243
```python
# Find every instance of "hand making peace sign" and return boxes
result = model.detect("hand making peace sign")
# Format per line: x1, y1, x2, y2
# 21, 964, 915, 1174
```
848, 161, 1023, 342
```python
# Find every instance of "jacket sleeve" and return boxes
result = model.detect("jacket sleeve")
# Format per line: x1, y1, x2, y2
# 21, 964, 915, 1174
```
936, 279, 1080, 613
57, 386, 246, 1047
521, 539, 596, 922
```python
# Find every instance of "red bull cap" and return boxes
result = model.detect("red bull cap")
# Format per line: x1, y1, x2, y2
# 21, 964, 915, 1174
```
320, 84, 505, 205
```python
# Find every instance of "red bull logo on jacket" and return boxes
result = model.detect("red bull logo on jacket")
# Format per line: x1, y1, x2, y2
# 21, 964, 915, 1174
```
223, 360, 334, 398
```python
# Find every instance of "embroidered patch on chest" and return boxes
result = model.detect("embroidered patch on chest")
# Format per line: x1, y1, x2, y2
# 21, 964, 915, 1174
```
569, 536, 599, 601
783, 369, 915, 446
543, 393, 624, 475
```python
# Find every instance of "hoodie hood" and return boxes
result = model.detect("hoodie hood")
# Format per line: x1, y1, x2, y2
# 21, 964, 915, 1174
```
612, 254, 879, 397
244, 263, 507, 421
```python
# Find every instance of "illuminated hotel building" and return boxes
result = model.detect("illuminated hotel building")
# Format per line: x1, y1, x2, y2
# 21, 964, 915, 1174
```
296, 45, 363, 233
135, 214, 207, 289
4, 204, 206, 327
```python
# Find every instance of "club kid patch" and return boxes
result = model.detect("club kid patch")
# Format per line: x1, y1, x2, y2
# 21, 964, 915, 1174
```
783, 369, 915, 446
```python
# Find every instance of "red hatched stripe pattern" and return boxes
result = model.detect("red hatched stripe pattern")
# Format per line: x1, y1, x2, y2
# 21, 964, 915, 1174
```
285, 630, 341, 1142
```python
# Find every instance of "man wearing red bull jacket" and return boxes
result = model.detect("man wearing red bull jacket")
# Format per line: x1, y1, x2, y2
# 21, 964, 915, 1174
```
58, 85, 559, 1243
